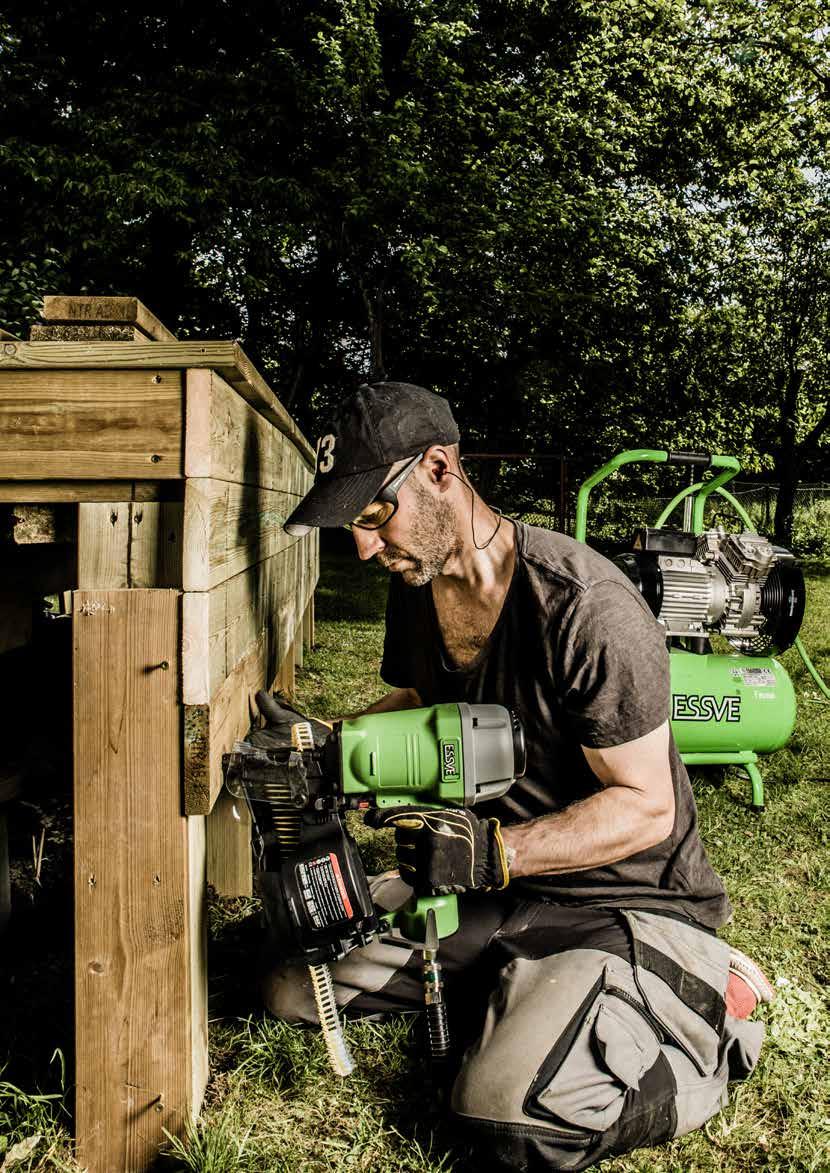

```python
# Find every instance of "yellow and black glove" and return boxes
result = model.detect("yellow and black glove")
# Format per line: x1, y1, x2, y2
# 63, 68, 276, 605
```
365, 806, 510, 895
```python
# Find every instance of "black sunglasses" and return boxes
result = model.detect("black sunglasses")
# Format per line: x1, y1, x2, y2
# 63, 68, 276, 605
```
348, 451, 424, 530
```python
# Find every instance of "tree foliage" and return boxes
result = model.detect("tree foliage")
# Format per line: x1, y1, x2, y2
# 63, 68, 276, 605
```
0, 0, 827, 539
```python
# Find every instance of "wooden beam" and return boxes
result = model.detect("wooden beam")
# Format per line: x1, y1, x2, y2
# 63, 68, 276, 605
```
77, 504, 130, 589
130, 502, 183, 588
30, 324, 146, 342
184, 628, 269, 816
78, 501, 184, 590
41, 296, 178, 342
73, 589, 206, 1172
206, 790, 252, 899
182, 540, 317, 818
0, 482, 169, 504
0, 342, 315, 466
303, 595, 315, 650
183, 479, 300, 592
185, 370, 311, 493
0, 369, 183, 480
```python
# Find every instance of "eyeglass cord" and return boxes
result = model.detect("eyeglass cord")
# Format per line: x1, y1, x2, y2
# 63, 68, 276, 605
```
444, 470, 503, 550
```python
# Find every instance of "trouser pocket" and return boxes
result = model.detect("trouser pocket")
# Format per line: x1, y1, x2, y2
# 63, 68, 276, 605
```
620, 910, 730, 1077
524, 960, 664, 1134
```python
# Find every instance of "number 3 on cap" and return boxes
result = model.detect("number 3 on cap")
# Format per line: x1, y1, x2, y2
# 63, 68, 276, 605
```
317, 434, 336, 473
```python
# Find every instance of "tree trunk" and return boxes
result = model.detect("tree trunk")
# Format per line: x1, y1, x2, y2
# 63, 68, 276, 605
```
773, 450, 799, 546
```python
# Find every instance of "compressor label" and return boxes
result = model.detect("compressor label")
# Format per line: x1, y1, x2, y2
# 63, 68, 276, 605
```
296, 853, 353, 930
730, 666, 776, 687
672, 694, 741, 722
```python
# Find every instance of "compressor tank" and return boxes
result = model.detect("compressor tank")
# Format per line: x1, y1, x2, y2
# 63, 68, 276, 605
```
670, 650, 797, 754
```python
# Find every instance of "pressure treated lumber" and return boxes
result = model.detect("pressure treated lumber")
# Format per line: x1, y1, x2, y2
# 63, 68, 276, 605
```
42, 295, 178, 342
73, 590, 207, 1173
31, 324, 147, 342
0, 369, 183, 480
77, 502, 184, 589
0, 342, 315, 465
185, 369, 307, 491
182, 545, 317, 816
182, 479, 301, 591
0, 482, 172, 503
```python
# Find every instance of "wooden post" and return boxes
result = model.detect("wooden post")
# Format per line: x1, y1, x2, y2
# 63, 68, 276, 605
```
73, 590, 207, 1172
303, 595, 315, 651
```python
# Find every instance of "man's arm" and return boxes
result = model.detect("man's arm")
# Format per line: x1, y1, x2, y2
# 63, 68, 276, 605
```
346, 686, 422, 719
502, 721, 675, 879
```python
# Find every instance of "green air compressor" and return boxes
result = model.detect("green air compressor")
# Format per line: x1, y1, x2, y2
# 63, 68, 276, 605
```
574, 449, 812, 811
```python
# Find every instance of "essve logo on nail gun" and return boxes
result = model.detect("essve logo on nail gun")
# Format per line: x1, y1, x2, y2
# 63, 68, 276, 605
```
440, 740, 460, 778
672, 694, 741, 722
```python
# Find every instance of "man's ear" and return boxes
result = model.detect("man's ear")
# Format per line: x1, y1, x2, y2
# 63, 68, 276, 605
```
422, 445, 451, 489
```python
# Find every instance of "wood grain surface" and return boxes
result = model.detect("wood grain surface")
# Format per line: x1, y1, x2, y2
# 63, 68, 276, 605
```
0, 369, 183, 479
73, 589, 206, 1172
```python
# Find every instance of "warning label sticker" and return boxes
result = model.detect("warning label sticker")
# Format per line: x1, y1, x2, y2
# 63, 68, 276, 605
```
730, 667, 776, 687
297, 853, 353, 930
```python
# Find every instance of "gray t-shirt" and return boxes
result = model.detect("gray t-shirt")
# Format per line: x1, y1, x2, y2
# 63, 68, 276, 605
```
381, 521, 731, 929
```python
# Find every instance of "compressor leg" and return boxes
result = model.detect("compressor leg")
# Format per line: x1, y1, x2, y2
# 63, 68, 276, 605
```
744, 760, 765, 813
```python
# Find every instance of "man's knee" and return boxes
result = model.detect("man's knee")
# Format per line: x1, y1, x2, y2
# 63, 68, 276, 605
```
449, 934, 754, 1171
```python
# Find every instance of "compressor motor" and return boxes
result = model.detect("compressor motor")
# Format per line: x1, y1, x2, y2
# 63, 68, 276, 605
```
615, 527, 806, 655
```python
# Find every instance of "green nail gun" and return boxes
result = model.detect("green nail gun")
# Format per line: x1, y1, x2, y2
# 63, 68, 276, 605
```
223, 701, 525, 1075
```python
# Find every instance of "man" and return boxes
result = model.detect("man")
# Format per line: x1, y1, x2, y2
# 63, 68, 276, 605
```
267, 381, 770, 1171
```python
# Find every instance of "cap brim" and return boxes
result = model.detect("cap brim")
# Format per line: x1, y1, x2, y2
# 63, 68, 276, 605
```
284, 464, 394, 534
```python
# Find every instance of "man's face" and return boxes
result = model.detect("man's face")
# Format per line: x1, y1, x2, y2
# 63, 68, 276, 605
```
352, 467, 458, 587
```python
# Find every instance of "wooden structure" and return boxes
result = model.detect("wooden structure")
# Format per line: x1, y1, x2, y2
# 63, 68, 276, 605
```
0, 297, 318, 1171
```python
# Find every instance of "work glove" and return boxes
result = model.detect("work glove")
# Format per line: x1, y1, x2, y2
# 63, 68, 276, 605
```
248, 691, 333, 751
364, 806, 510, 896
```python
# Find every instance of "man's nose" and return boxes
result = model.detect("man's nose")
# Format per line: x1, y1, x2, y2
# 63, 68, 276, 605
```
352, 526, 385, 561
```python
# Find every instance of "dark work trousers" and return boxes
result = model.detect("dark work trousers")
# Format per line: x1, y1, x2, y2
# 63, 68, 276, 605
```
262, 874, 764, 1172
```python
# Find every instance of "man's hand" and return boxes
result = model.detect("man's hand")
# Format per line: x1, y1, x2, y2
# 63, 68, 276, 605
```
365, 806, 510, 895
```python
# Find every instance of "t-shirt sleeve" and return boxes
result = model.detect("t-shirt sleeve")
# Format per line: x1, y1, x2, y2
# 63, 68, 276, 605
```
380, 577, 416, 688
557, 579, 669, 748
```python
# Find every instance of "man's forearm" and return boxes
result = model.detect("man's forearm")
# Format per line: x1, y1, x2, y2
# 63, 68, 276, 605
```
503, 786, 673, 879
346, 686, 422, 719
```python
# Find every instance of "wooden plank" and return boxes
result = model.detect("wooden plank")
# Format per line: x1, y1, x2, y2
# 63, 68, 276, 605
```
0, 482, 165, 503
206, 790, 252, 898
184, 628, 267, 815
77, 503, 130, 589
182, 593, 210, 705
183, 370, 211, 479
73, 589, 204, 1172
130, 502, 183, 588
0, 369, 183, 480
42, 296, 178, 342
185, 370, 302, 492
30, 324, 146, 342
0, 342, 315, 466
183, 478, 299, 592
187, 816, 208, 1111
78, 500, 183, 591
303, 595, 315, 650
183, 546, 317, 816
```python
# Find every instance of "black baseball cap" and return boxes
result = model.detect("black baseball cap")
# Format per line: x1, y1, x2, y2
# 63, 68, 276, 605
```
284, 382, 459, 535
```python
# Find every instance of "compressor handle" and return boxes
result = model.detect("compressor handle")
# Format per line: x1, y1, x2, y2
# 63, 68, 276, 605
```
665, 450, 712, 467
574, 449, 741, 542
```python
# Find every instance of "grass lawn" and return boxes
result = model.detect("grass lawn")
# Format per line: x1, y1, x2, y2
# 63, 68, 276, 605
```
1, 549, 828, 1171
